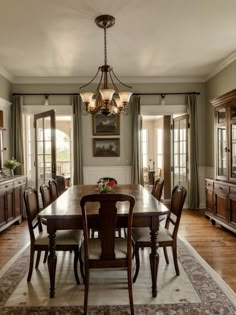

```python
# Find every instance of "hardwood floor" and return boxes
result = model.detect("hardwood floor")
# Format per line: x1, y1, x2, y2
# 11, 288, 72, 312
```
0, 209, 235, 293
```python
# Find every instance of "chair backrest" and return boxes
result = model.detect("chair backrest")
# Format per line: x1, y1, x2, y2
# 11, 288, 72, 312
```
80, 193, 135, 262
24, 187, 42, 243
48, 179, 59, 202
55, 175, 66, 195
40, 184, 52, 208
97, 177, 118, 185
151, 177, 164, 201
165, 185, 187, 239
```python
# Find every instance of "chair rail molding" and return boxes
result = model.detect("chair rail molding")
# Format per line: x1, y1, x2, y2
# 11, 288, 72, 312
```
83, 166, 131, 185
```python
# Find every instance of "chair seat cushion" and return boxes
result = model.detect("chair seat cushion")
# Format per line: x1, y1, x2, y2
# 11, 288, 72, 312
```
132, 227, 173, 243
81, 238, 128, 260
35, 229, 82, 246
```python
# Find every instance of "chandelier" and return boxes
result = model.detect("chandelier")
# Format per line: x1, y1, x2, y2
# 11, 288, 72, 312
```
80, 15, 132, 116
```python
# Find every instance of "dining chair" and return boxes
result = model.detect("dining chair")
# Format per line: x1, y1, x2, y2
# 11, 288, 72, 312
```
48, 179, 59, 201
132, 185, 187, 283
40, 183, 52, 208
24, 187, 82, 284
151, 177, 164, 200
80, 193, 135, 315
55, 175, 67, 195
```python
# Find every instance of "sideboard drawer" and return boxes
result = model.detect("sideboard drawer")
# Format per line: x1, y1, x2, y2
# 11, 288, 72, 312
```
214, 183, 229, 194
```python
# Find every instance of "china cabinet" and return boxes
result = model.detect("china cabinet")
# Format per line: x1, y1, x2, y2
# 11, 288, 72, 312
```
0, 175, 27, 232
205, 89, 236, 233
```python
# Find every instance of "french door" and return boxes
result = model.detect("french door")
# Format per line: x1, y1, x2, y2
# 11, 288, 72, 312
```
173, 115, 189, 189
34, 110, 56, 190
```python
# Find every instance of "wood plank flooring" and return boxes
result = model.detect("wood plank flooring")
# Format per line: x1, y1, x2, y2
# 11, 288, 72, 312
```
0, 209, 235, 293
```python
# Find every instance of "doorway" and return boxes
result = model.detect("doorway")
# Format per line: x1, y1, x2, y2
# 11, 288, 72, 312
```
24, 112, 72, 189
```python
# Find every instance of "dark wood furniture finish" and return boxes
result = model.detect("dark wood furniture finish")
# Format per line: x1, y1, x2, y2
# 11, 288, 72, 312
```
24, 187, 82, 283
132, 185, 187, 283
48, 179, 59, 201
80, 193, 135, 315
205, 89, 236, 233
38, 184, 169, 298
0, 175, 27, 232
205, 179, 236, 233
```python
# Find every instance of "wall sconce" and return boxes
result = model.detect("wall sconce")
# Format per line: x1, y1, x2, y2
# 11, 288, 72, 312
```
160, 94, 166, 105
44, 94, 49, 106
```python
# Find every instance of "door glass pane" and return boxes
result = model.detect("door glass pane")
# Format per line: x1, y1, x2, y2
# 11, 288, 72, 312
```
217, 108, 226, 123
37, 141, 44, 154
231, 124, 236, 177
217, 127, 227, 176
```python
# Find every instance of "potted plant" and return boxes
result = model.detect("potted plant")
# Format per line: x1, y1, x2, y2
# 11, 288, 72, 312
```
4, 158, 21, 176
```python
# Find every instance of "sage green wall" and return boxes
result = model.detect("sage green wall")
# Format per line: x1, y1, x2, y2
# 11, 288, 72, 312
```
12, 82, 206, 167
0, 74, 11, 100
206, 60, 236, 166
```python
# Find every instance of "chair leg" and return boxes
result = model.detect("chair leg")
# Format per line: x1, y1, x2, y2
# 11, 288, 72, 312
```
84, 268, 89, 315
172, 244, 180, 276
163, 247, 169, 264
74, 249, 80, 284
43, 250, 48, 263
128, 264, 134, 315
27, 247, 35, 282
79, 251, 85, 283
35, 250, 41, 268
133, 244, 140, 283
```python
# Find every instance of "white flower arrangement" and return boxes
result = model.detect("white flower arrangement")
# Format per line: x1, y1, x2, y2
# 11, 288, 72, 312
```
4, 158, 21, 170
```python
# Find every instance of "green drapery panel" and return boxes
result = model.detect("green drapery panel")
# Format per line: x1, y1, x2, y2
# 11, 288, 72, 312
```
72, 95, 83, 184
187, 94, 199, 209
11, 95, 24, 175
130, 95, 143, 185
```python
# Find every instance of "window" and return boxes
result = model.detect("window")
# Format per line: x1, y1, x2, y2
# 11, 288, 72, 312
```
142, 129, 148, 167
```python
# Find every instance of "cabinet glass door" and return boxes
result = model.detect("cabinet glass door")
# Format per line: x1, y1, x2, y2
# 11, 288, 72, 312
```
230, 104, 236, 120
217, 127, 227, 177
230, 124, 236, 178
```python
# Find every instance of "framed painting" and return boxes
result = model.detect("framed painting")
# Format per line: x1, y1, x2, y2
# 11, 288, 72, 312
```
93, 138, 120, 157
93, 114, 120, 135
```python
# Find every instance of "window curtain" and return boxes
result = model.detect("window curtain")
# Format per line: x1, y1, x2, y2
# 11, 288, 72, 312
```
187, 94, 199, 209
130, 95, 144, 185
72, 95, 83, 184
11, 95, 24, 175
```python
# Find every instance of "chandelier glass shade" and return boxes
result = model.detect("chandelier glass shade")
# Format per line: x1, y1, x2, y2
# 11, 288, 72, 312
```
80, 15, 132, 115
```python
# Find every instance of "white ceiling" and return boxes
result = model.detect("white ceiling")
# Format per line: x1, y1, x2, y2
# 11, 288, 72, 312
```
1, 0, 236, 83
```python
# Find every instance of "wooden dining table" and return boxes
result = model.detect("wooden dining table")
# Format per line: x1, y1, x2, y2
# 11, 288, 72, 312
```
38, 184, 169, 298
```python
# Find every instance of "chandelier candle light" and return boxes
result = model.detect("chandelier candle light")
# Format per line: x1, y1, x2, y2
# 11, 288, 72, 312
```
80, 15, 132, 116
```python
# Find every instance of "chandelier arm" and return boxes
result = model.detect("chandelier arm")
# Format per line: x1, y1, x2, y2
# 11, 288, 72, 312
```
95, 70, 104, 95
79, 68, 101, 90
108, 71, 119, 93
111, 69, 132, 89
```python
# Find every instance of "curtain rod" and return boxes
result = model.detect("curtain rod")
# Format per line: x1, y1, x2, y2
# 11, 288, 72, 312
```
12, 92, 200, 96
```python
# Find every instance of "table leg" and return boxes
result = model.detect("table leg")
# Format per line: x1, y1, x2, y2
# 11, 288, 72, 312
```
149, 219, 159, 297
48, 231, 57, 298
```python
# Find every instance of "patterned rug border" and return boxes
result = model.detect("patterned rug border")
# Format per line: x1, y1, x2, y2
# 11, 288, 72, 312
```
0, 237, 235, 315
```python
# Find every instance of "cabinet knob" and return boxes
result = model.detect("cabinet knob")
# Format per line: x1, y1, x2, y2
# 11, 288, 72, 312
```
5, 185, 8, 188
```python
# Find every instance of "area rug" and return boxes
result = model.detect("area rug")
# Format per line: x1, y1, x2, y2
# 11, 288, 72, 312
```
0, 237, 235, 314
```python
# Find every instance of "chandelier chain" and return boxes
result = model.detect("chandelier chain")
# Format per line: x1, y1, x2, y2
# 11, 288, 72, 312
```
104, 27, 107, 66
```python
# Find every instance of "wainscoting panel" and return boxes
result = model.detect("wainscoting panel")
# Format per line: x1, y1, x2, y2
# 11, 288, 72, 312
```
83, 166, 131, 184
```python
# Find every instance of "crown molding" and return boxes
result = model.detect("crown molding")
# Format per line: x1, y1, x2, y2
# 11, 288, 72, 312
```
12, 75, 205, 84
206, 50, 236, 81
0, 66, 14, 82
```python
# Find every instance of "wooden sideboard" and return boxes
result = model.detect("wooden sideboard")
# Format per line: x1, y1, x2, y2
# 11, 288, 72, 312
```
205, 179, 236, 234
0, 175, 27, 232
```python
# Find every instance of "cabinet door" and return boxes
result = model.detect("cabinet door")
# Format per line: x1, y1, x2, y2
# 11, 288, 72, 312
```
6, 188, 14, 222
205, 180, 214, 214
215, 106, 228, 181
14, 185, 23, 217
228, 194, 236, 229
0, 190, 6, 227
229, 103, 236, 182
214, 183, 229, 222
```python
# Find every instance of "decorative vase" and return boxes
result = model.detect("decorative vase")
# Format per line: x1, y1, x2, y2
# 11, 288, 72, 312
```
10, 169, 14, 176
